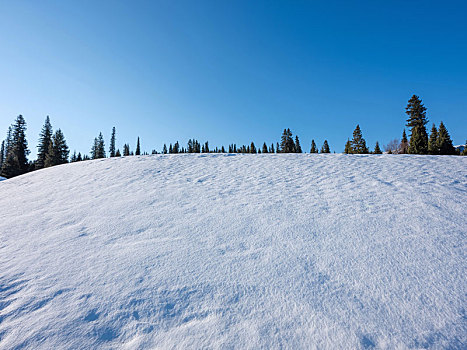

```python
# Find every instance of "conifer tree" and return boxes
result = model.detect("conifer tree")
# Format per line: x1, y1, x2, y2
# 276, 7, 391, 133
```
173, 141, 180, 154
70, 151, 77, 162
437, 121, 456, 155
310, 140, 318, 153
162, 144, 167, 154
221, 146, 225, 153
373, 141, 382, 154
116, 149, 121, 157
135, 137, 141, 155
262, 142, 268, 153
77, 152, 82, 161
406, 95, 428, 154
109, 127, 116, 157
1, 115, 30, 178
91, 133, 106, 159
280, 128, 295, 153
320, 140, 330, 153
45, 129, 69, 167
250, 142, 256, 154
295, 136, 302, 153
350, 125, 368, 154
400, 130, 409, 154
269, 143, 275, 153
123, 144, 130, 156
36, 116, 53, 169
0, 140, 4, 169
344, 139, 352, 154
428, 123, 439, 155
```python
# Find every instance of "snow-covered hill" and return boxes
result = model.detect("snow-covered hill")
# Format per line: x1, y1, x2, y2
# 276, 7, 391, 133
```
0, 154, 466, 349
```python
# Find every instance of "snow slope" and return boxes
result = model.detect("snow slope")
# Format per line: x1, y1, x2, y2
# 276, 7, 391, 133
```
0, 154, 466, 349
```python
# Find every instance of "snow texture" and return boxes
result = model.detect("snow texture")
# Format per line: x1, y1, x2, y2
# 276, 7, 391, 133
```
0, 154, 466, 349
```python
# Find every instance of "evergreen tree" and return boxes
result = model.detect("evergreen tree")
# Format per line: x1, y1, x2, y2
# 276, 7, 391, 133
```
116, 149, 121, 157
280, 128, 295, 153
77, 152, 82, 161
344, 139, 352, 154
70, 151, 77, 162
109, 127, 116, 157
262, 142, 268, 153
1, 115, 30, 178
36, 116, 53, 169
428, 123, 439, 154
437, 121, 456, 155
250, 142, 257, 154
320, 140, 330, 153
400, 130, 409, 154
45, 129, 69, 167
350, 125, 368, 154
269, 143, 275, 153
202, 141, 209, 153
310, 140, 318, 153
123, 144, 130, 156
135, 137, 141, 155
162, 144, 167, 154
406, 95, 428, 154
221, 146, 225, 153
373, 141, 382, 154
295, 136, 302, 153
0, 140, 4, 169
173, 141, 180, 154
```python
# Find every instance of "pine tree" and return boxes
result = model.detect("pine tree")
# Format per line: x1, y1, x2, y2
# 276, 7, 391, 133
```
280, 128, 295, 153
0, 140, 4, 169
437, 121, 456, 155
350, 125, 368, 154
36, 116, 53, 169
262, 142, 268, 153
70, 151, 77, 162
320, 140, 330, 153
116, 149, 121, 157
123, 144, 130, 156
270, 143, 275, 153
310, 140, 318, 153
135, 137, 141, 155
250, 142, 257, 154
1, 115, 30, 178
45, 129, 69, 167
91, 133, 106, 159
428, 123, 439, 155
406, 95, 428, 154
400, 130, 409, 154
109, 127, 116, 157
373, 141, 382, 154
344, 139, 352, 154
173, 141, 180, 154
77, 152, 82, 161
295, 136, 302, 153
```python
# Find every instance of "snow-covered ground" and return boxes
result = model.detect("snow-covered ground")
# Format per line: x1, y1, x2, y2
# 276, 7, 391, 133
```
0, 154, 465, 349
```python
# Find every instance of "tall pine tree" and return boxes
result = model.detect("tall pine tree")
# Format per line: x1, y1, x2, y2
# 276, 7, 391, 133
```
36, 116, 53, 169
428, 123, 439, 154
437, 121, 456, 155
320, 140, 330, 153
350, 125, 368, 154
1, 115, 30, 178
135, 137, 141, 155
262, 142, 268, 153
344, 139, 352, 154
373, 142, 382, 154
45, 129, 69, 167
0, 140, 4, 170
406, 95, 428, 154
310, 140, 318, 153
109, 127, 116, 157
400, 129, 409, 154
280, 128, 295, 153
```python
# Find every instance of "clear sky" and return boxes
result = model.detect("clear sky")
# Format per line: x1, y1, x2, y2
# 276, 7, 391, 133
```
1, 0, 466, 157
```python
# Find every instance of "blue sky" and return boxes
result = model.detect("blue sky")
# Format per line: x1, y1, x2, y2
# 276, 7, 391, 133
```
1, 0, 466, 156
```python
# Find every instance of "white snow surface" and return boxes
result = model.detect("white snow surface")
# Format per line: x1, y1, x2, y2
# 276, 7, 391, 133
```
0, 154, 466, 349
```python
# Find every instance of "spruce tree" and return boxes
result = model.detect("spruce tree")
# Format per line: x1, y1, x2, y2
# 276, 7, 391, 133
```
461, 141, 467, 156
116, 149, 121, 157
437, 121, 456, 155
77, 152, 82, 161
70, 151, 77, 162
270, 143, 275, 153
1, 115, 30, 178
135, 137, 141, 155
350, 125, 368, 154
295, 136, 302, 153
45, 129, 69, 167
428, 123, 439, 154
262, 142, 268, 153
0, 140, 4, 169
310, 140, 318, 153
36, 116, 53, 169
109, 127, 116, 157
344, 139, 352, 154
97, 133, 105, 158
373, 142, 382, 154
123, 144, 130, 156
91, 137, 99, 159
162, 144, 167, 154
400, 130, 409, 154
320, 140, 330, 153
280, 128, 295, 153
406, 95, 428, 154
250, 142, 256, 154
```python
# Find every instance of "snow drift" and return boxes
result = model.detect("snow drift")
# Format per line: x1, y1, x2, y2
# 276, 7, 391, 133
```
0, 154, 466, 349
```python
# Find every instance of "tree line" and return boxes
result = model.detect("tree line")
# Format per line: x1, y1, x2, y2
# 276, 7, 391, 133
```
1, 95, 465, 179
